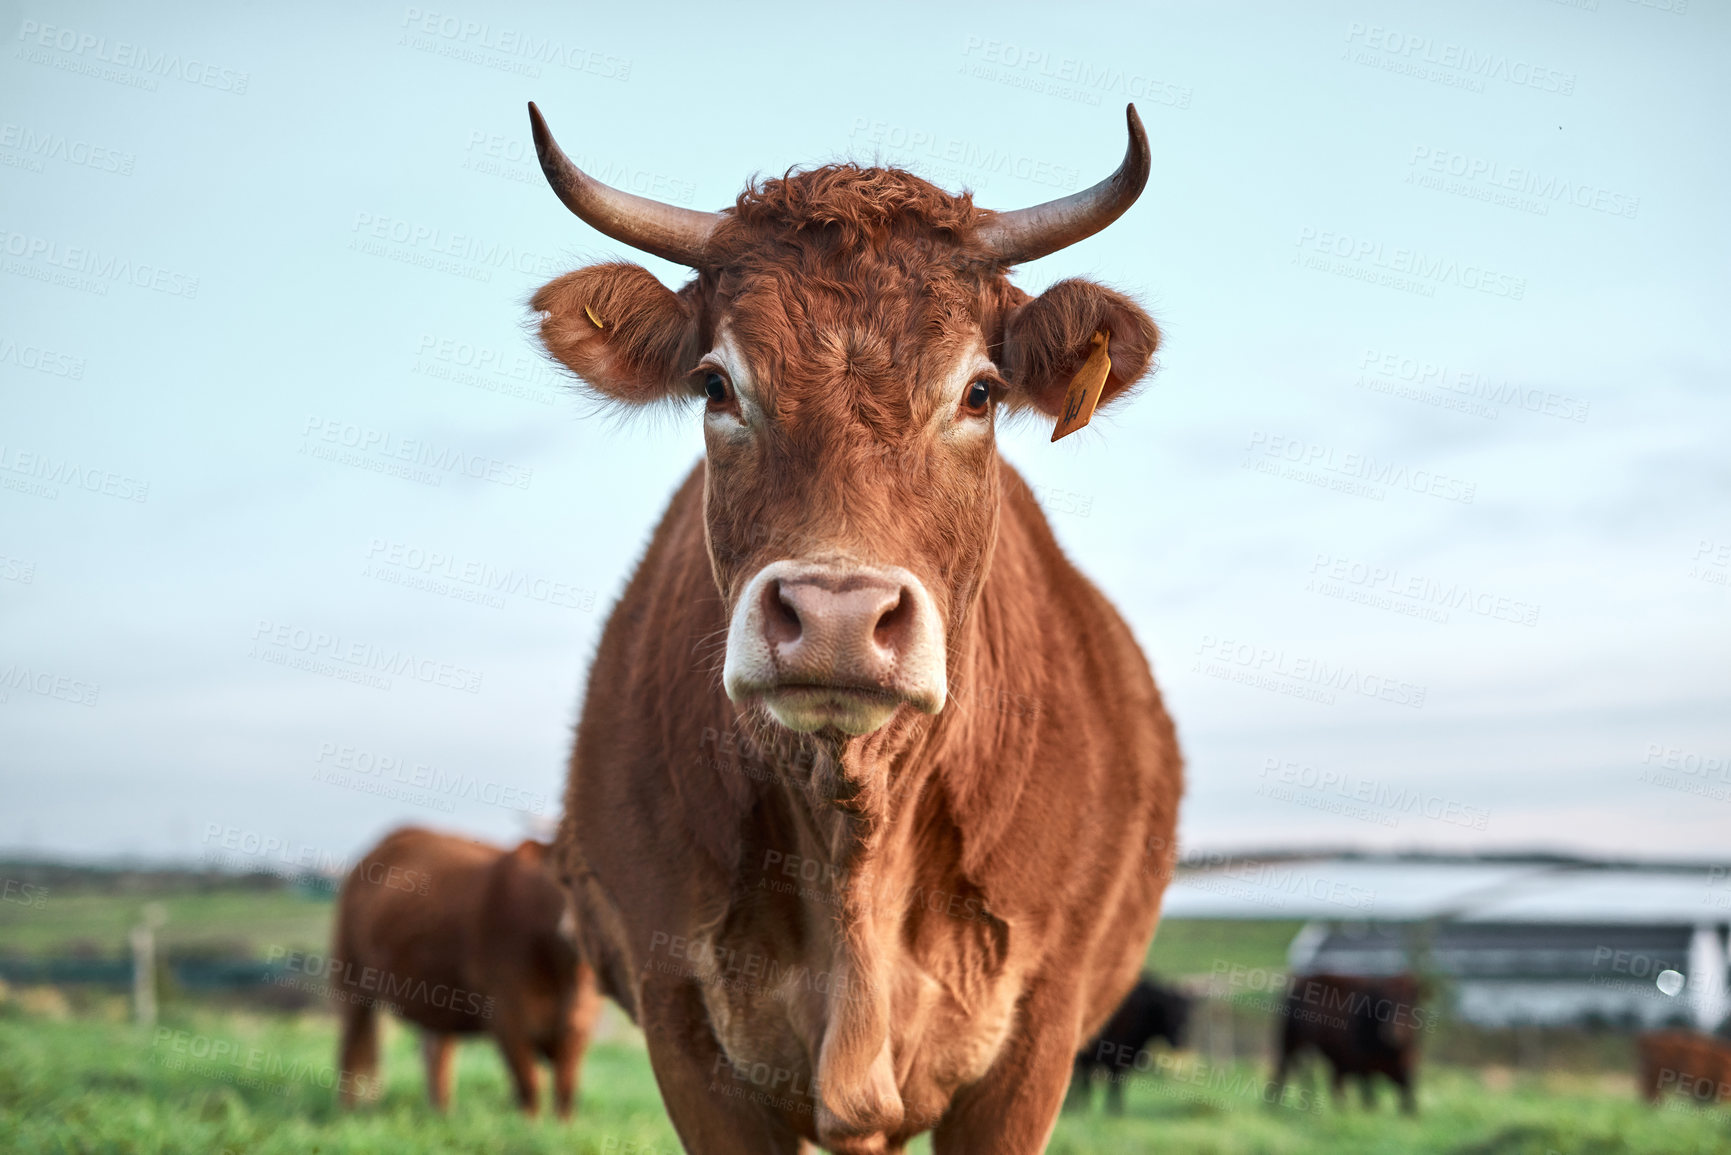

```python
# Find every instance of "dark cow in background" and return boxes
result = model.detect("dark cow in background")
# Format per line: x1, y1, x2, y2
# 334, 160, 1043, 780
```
528, 97, 1184, 1154
1068, 975, 1192, 1113
332, 828, 601, 1117
1637, 1029, 1731, 1107
1270, 972, 1423, 1114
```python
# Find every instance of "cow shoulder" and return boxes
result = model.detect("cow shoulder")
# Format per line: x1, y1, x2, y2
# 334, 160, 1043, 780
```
564, 462, 752, 895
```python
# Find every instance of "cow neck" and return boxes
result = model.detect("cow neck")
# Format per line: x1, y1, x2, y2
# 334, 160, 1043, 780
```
710, 464, 1049, 1136
737, 453, 1043, 900
742, 711, 940, 1141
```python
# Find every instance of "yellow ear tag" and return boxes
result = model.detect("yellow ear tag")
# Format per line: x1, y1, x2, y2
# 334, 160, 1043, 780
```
1050, 331, 1111, 442
583, 304, 606, 330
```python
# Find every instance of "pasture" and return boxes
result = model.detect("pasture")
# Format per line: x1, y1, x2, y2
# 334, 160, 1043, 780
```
3, 1004, 1727, 1154
3, 879, 1727, 1154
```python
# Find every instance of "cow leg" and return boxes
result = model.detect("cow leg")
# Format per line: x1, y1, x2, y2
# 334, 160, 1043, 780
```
497, 1033, 542, 1116
549, 961, 602, 1120
550, 1031, 581, 1120
1105, 1069, 1126, 1116
637, 979, 803, 1155
1270, 1035, 1308, 1111
337, 998, 379, 1108
422, 1032, 455, 1111
931, 983, 1078, 1155
1359, 1074, 1375, 1111
1638, 1049, 1662, 1103
1329, 1067, 1347, 1110
1394, 1067, 1416, 1116
1267, 1049, 1289, 1110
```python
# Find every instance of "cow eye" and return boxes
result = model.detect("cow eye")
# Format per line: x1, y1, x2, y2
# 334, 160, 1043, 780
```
699, 370, 731, 407
961, 378, 994, 416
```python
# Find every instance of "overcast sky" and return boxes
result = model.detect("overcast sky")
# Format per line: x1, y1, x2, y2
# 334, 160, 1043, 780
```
1, 0, 1726, 868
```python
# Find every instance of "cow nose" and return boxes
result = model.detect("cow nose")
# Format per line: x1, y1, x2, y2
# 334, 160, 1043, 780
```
764, 577, 915, 671
723, 561, 947, 735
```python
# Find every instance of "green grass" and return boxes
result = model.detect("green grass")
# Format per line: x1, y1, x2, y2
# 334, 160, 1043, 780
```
0, 884, 1285, 975
0, 888, 336, 959
4, 890, 1729, 1152
3, 1004, 1729, 1154
0, 1006, 682, 1154
1145, 919, 1308, 979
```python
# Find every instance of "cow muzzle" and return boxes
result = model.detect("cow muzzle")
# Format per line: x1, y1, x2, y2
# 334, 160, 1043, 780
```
722, 561, 947, 735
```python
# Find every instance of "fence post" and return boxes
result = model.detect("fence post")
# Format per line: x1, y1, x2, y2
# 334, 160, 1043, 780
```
131, 902, 168, 1026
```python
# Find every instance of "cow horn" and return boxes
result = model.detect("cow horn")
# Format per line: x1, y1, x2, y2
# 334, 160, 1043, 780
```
976, 104, 1151, 265
527, 102, 724, 267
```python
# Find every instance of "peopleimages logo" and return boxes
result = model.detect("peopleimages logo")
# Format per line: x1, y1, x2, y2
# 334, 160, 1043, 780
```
1356, 348, 1590, 423
847, 118, 1081, 192
1244, 431, 1477, 505
1258, 758, 1491, 831
0, 662, 101, 707
958, 35, 1193, 110
0, 443, 149, 502
14, 19, 251, 94
1343, 23, 1576, 95
348, 212, 562, 283
249, 619, 484, 695
0, 122, 135, 175
460, 131, 693, 202
301, 417, 533, 491
398, 8, 632, 80
0, 227, 200, 298
313, 741, 549, 815
1407, 146, 1639, 220
0, 333, 86, 379
364, 538, 595, 612
1308, 553, 1541, 628
1295, 227, 1525, 301
1193, 634, 1427, 710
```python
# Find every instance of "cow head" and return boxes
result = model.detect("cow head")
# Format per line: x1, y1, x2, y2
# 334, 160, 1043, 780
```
529, 104, 1159, 739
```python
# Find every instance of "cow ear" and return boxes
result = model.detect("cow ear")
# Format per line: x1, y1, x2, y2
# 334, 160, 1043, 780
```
997, 278, 1160, 421
532, 262, 702, 404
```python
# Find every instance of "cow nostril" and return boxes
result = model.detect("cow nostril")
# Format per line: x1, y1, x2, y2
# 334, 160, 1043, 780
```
873, 589, 911, 650
766, 580, 803, 645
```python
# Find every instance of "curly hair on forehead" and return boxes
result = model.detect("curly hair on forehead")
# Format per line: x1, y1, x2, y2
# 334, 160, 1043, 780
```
730, 164, 984, 240
684, 168, 1028, 386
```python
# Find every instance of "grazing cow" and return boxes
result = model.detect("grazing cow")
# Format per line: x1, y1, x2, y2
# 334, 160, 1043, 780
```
332, 828, 600, 1117
1270, 972, 1422, 1114
529, 98, 1183, 1155
1637, 1029, 1731, 1106
1068, 975, 1192, 1113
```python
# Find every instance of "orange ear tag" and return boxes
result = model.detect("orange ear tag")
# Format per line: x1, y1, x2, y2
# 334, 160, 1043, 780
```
584, 304, 606, 330
1050, 331, 1111, 442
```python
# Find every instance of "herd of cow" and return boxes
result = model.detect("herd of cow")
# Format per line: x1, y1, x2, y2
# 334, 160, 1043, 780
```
328, 828, 1425, 1121
329, 825, 1731, 1135
330, 831, 1731, 1129
308, 102, 1729, 1151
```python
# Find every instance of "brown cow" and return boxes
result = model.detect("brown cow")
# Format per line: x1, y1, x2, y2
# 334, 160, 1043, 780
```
331, 827, 600, 1117
1269, 973, 1423, 1114
1637, 1029, 1731, 1106
528, 100, 1183, 1154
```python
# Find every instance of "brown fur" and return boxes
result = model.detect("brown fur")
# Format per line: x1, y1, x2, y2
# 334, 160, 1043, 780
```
332, 827, 601, 1117
539, 162, 1182, 1153
1637, 1029, 1731, 1106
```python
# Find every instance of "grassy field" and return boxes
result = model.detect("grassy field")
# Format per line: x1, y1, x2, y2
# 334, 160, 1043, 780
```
1145, 918, 1306, 980
2, 1000, 1728, 1154
2, 887, 1293, 975
0, 886, 334, 959
3, 883, 1729, 1152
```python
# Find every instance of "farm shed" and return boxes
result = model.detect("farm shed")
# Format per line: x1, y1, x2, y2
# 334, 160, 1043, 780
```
1162, 854, 1731, 1031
